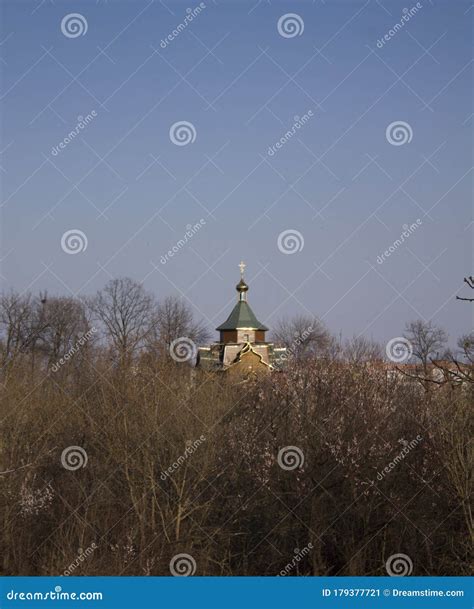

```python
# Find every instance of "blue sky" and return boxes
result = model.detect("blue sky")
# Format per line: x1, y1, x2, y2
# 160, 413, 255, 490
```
1, 0, 472, 345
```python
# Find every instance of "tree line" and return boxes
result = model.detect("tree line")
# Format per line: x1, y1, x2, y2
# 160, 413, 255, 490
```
0, 277, 472, 576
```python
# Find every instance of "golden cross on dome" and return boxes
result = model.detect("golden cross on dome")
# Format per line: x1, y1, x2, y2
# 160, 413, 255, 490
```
239, 261, 246, 278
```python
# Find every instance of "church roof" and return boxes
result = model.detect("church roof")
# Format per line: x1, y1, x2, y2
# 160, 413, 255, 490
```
216, 300, 268, 331
216, 262, 269, 332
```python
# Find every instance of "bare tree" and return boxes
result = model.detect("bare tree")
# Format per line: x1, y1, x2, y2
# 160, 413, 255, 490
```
0, 292, 50, 370
37, 296, 90, 363
429, 333, 474, 386
457, 332, 474, 363
403, 320, 448, 370
343, 335, 383, 363
0, 292, 34, 366
149, 296, 210, 355
87, 278, 155, 364
272, 315, 330, 360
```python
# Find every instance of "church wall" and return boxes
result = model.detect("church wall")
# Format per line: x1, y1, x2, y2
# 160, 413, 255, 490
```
220, 331, 238, 343
236, 329, 256, 343
251, 345, 271, 365
226, 350, 271, 378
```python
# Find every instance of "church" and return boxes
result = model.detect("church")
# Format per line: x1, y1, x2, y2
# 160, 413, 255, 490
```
196, 263, 287, 375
